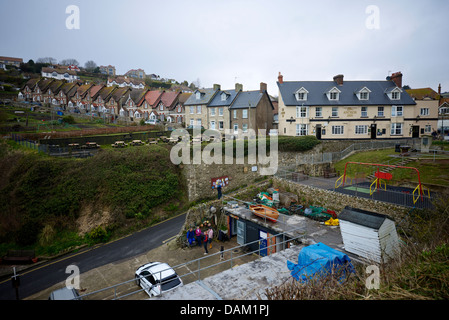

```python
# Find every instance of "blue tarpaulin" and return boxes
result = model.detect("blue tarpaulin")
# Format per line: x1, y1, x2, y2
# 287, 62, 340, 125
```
287, 242, 355, 282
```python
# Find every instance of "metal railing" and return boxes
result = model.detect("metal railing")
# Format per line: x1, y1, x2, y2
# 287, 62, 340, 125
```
275, 168, 436, 210
76, 220, 305, 300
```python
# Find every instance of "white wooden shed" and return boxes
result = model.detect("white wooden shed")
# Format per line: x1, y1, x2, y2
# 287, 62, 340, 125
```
338, 206, 400, 263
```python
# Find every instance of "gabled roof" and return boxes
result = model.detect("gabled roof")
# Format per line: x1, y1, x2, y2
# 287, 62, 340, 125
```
208, 89, 239, 107
90, 85, 104, 98
278, 80, 416, 106
111, 87, 131, 103
22, 78, 41, 91
140, 90, 163, 107
37, 78, 55, 92
48, 80, 65, 94
230, 90, 272, 109
339, 206, 392, 230
184, 88, 218, 105
159, 91, 180, 109
77, 83, 94, 98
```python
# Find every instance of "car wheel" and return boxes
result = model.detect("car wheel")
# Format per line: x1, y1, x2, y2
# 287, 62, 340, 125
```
135, 275, 140, 286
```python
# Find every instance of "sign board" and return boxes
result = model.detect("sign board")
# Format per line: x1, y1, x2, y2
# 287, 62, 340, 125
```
211, 176, 229, 189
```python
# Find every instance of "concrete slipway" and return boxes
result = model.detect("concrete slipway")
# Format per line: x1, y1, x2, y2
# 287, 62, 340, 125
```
153, 213, 345, 300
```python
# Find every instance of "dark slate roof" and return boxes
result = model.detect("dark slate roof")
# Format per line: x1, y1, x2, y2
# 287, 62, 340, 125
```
277, 80, 416, 106
230, 90, 264, 109
208, 89, 240, 107
339, 206, 393, 230
184, 88, 218, 105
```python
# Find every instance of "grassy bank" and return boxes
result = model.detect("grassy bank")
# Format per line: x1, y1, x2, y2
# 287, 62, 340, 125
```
0, 141, 185, 256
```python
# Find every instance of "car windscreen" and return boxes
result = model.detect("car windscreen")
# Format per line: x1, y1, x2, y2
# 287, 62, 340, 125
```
160, 274, 181, 291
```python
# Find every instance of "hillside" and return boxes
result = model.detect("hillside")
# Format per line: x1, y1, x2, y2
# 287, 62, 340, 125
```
0, 141, 186, 256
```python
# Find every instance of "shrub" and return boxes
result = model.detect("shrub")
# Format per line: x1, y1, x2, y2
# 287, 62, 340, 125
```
62, 115, 76, 124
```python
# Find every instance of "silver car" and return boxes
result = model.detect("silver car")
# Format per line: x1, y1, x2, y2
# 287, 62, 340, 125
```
135, 262, 183, 297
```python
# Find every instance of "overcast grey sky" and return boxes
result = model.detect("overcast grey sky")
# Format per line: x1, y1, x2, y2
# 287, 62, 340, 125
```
1, 0, 448, 95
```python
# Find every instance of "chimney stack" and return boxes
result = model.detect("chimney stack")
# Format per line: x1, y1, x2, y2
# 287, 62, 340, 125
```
235, 83, 243, 92
390, 72, 403, 88
278, 72, 283, 84
260, 82, 267, 93
213, 84, 221, 91
438, 83, 441, 95
333, 74, 344, 85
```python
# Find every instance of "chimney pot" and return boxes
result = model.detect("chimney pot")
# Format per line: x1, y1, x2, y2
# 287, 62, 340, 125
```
278, 72, 283, 84
235, 83, 243, 92
438, 83, 441, 95
390, 72, 403, 88
333, 74, 344, 85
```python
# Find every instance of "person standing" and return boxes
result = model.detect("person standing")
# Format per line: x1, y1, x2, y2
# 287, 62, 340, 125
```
195, 226, 202, 247
207, 226, 214, 249
203, 231, 209, 254
187, 227, 195, 247
216, 179, 222, 199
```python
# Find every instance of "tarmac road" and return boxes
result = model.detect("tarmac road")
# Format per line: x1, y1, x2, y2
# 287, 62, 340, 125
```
0, 213, 186, 300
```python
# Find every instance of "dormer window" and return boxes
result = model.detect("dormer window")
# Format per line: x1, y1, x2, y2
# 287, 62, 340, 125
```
386, 87, 402, 100
356, 87, 371, 100
195, 91, 202, 100
294, 87, 308, 101
326, 87, 341, 101
221, 92, 228, 101
392, 91, 400, 100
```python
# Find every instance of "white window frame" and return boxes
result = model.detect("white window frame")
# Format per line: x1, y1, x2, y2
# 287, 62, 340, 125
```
233, 110, 237, 119
359, 91, 369, 100
361, 106, 368, 117
210, 120, 216, 130
420, 108, 429, 116
196, 105, 201, 114
315, 107, 322, 117
242, 109, 248, 119
378, 106, 384, 117
296, 106, 308, 118
242, 123, 248, 132
331, 107, 338, 117
390, 123, 403, 135
391, 91, 400, 100
296, 124, 308, 136
210, 108, 216, 116
219, 121, 224, 130
355, 125, 368, 135
332, 125, 344, 135
425, 125, 431, 133
189, 106, 194, 114
392, 105, 403, 116
219, 107, 223, 116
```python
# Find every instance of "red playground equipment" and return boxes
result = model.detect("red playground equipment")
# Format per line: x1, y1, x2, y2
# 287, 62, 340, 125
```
335, 161, 430, 203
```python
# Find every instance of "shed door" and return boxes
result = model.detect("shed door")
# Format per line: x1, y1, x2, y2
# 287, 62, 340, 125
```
236, 220, 245, 245
259, 230, 268, 257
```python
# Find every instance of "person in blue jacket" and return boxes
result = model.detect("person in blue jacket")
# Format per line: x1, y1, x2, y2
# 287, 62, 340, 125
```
186, 227, 195, 247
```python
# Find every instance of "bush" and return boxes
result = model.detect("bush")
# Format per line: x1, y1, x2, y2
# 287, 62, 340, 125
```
86, 226, 109, 244
62, 115, 76, 124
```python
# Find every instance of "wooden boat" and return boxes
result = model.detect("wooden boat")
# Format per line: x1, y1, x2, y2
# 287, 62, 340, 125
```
249, 204, 279, 222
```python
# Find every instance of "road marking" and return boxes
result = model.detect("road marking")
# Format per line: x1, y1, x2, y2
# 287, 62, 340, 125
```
162, 235, 177, 244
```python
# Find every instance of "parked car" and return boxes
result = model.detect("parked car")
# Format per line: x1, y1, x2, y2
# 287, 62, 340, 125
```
48, 287, 82, 300
111, 141, 128, 148
135, 262, 183, 297
145, 119, 161, 125
130, 140, 144, 146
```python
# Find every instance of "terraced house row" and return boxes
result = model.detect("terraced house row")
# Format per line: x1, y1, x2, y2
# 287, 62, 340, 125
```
19, 78, 191, 124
